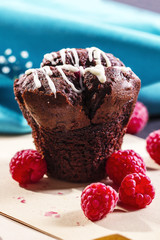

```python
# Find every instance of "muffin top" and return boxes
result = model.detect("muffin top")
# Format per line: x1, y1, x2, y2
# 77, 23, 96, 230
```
14, 47, 141, 130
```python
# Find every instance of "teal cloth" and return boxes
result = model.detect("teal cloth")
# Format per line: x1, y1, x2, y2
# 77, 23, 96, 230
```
0, 0, 160, 134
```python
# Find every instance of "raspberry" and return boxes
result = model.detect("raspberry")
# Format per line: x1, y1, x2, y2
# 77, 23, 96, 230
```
81, 182, 118, 221
127, 101, 149, 134
146, 130, 160, 164
106, 150, 146, 186
119, 173, 155, 208
10, 149, 47, 184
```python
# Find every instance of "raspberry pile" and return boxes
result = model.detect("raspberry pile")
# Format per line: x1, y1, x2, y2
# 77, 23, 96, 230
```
10, 149, 47, 184
127, 101, 148, 134
146, 130, 160, 165
81, 183, 118, 221
119, 173, 155, 209
106, 150, 146, 186
81, 148, 155, 221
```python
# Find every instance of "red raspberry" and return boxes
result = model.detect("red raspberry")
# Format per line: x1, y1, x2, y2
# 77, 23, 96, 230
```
106, 150, 146, 186
10, 149, 47, 184
81, 182, 118, 221
146, 130, 160, 164
127, 101, 149, 134
119, 173, 155, 208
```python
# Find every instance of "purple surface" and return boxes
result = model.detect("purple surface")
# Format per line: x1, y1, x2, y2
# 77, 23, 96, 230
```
136, 117, 160, 139
113, 0, 160, 13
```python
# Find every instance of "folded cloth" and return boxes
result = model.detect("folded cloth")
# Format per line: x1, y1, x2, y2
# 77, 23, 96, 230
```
0, 0, 160, 133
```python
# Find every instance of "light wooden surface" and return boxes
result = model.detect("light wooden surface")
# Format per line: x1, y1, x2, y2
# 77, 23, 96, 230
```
0, 134, 160, 240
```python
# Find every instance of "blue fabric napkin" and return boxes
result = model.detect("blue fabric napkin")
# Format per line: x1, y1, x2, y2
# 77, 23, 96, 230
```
0, 0, 160, 134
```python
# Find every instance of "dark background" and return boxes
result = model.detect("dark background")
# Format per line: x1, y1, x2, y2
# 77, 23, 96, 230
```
113, 0, 160, 138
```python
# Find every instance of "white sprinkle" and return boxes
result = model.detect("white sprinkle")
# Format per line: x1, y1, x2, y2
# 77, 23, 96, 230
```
8, 55, 16, 63
25, 61, 33, 68
2, 66, 10, 74
5, 48, 12, 55
21, 51, 29, 58
0, 56, 6, 64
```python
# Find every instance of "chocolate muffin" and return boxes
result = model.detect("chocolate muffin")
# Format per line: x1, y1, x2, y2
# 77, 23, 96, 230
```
14, 47, 141, 182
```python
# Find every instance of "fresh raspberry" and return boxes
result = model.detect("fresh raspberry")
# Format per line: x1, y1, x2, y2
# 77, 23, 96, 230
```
10, 149, 47, 184
119, 173, 155, 208
81, 182, 118, 221
146, 130, 160, 164
127, 101, 149, 134
106, 150, 146, 186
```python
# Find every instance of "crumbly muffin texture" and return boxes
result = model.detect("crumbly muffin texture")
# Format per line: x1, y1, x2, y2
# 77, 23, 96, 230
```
14, 47, 141, 182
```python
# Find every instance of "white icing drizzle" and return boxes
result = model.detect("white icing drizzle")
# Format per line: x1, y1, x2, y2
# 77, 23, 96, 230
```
59, 48, 79, 66
85, 47, 112, 83
86, 47, 111, 67
101, 51, 111, 67
69, 48, 79, 67
86, 47, 93, 62
25, 67, 56, 97
53, 52, 58, 58
25, 68, 34, 75
79, 66, 85, 90
113, 66, 131, 73
56, 64, 84, 92
33, 71, 42, 88
42, 66, 56, 97
44, 52, 58, 65
66, 48, 74, 65
84, 65, 106, 83
24, 47, 130, 98
44, 53, 53, 62
59, 48, 66, 65
61, 64, 80, 72
56, 66, 82, 93
25, 69, 41, 88
93, 48, 102, 65
42, 66, 53, 76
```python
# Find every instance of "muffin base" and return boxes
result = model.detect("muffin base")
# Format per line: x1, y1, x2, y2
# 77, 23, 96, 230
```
31, 112, 128, 183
